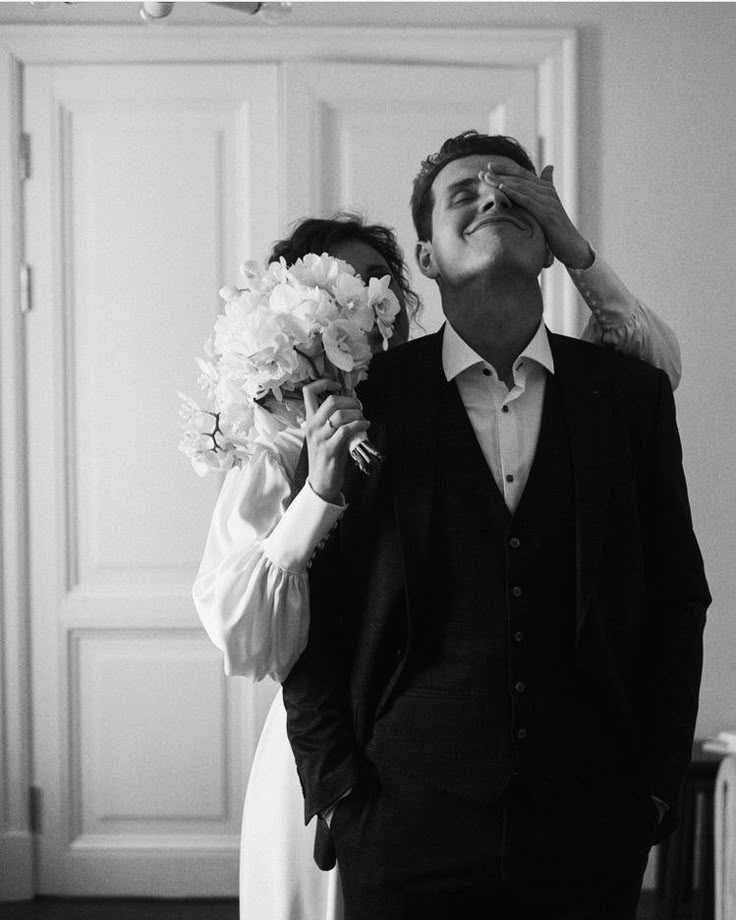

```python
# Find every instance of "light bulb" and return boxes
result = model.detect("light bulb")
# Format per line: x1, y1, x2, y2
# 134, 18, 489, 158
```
139, 2, 175, 24
256, 2, 292, 25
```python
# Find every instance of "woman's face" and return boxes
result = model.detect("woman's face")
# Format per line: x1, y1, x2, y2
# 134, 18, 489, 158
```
328, 238, 410, 351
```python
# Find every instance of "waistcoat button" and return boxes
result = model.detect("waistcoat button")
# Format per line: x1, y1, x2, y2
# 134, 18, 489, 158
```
511, 586, 522, 598
509, 537, 521, 549
517, 728, 527, 740
513, 631, 524, 643
514, 681, 526, 693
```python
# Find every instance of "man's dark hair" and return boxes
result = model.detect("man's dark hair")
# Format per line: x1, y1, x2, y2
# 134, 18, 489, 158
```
411, 131, 536, 242
268, 213, 420, 321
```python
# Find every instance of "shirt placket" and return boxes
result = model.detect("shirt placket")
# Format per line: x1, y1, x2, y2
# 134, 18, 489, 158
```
499, 369, 526, 511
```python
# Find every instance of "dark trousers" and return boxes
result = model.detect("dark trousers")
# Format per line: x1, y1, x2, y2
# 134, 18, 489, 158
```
331, 769, 656, 920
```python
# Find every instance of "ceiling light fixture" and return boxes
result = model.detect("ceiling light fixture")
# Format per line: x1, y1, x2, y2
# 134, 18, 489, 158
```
28, 2, 293, 26
139, 2, 175, 24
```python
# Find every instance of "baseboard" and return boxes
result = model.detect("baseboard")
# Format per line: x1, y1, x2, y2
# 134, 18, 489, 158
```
0, 830, 34, 900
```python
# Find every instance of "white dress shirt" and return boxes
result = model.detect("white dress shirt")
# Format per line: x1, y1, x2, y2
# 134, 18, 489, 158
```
442, 319, 553, 514
192, 253, 681, 681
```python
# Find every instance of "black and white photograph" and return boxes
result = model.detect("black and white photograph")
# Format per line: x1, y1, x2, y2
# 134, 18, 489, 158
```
0, 3, 733, 919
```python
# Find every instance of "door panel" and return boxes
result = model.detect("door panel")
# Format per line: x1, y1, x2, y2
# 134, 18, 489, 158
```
25, 63, 280, 895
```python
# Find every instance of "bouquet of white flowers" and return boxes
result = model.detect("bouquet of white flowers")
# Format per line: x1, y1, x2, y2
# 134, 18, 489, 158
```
178, 253, 401, 477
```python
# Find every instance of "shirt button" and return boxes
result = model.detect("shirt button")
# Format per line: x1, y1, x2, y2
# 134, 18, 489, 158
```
514, 681, 526, 693
511, 586, 522, 598
513, 631, 524, 643
509, 537, 521, 549
501, 405, 509, 413
482, 368, 491, 377
505, 474, 514, 483
517, 728, 527, 740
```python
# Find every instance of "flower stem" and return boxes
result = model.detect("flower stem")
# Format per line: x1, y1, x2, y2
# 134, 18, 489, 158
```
294, 347, 324, 380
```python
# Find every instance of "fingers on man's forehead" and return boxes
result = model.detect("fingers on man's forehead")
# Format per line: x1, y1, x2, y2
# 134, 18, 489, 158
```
486, 158, 534, 177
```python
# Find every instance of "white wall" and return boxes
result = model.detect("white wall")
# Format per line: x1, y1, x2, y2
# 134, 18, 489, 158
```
1, 0, 734, 735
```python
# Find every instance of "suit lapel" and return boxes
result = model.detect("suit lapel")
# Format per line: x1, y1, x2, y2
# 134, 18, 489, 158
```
386, 328, 446, 622
548, 332, 613, 640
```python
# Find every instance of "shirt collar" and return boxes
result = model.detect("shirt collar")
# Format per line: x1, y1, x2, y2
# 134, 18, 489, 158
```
442, 317, 555, 383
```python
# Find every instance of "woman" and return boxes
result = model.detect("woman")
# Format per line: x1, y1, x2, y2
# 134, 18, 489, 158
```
193, 214, 681, 920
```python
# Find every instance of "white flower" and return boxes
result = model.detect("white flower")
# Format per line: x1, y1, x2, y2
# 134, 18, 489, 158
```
178, 392, 213, 431
264, 257, 291, 287
334, 272, 374, 332
269, 282, 341, 338
368, 276, 401, 349
306, 288, 341, 330
288, 252, 355, 289
177, 392, 249, 477
195, 349, 219, 400
268, 280, 307, 315
239, 260, 267, 292
322, 318, 372, 374
215, 304, 303, 400
219, 285, 242, 303
220, 400, 256, 445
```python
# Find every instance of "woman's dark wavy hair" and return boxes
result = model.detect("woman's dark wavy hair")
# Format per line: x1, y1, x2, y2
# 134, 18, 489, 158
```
267, 213, 421, 322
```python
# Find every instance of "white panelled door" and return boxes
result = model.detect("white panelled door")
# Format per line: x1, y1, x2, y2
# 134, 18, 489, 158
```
24, 64, 281, 895
283, 63, 538, 333
24, 56, 538, 896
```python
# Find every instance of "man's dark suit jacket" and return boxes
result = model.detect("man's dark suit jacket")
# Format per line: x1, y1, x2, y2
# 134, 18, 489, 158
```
283, 327, 710, 849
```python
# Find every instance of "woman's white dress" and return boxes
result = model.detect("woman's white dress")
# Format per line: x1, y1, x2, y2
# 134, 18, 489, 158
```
192, 254, 682, 920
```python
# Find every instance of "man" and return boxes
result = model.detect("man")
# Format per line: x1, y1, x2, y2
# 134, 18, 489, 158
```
282, 131, 710, 919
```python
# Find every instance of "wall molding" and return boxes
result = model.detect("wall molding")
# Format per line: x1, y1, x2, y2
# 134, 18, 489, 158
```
0, 41, 34, 903
0, 24, 576, 66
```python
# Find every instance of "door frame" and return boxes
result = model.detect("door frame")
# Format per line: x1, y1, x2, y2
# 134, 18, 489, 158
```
0, 24, 577, 900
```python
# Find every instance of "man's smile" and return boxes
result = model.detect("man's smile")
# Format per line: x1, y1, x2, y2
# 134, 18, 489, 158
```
468, 215, 527, 234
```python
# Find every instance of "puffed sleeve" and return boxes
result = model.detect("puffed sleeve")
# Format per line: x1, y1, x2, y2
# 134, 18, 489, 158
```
573, 253, 682, 391
192, 430, 345, 682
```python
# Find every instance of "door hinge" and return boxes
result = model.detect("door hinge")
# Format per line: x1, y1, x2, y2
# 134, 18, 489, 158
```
19, 133, 31, 181
29, 785, 43, 834
20, 263, 32, 314
536, 135, 546, 170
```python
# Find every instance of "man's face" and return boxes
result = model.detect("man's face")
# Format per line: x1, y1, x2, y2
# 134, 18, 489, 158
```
417, 154, 548, 289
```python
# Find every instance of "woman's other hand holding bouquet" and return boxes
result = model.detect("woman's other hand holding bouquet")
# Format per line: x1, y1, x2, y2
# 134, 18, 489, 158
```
303, 379, 369, 504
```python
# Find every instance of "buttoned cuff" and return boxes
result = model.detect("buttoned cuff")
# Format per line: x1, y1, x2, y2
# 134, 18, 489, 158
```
568, 249, 638, 329
261, 483, 345, 574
